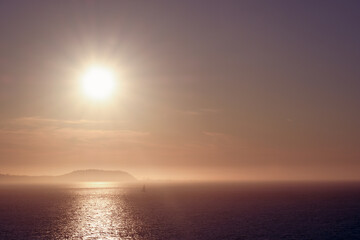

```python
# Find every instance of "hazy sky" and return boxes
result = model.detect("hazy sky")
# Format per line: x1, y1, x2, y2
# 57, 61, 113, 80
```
0, 0, 359, 180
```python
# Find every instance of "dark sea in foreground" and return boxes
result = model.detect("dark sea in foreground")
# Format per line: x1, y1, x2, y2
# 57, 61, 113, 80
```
0, 182, 359, 240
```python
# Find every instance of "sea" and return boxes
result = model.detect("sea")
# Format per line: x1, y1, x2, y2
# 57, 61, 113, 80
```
0, 182, 359, 240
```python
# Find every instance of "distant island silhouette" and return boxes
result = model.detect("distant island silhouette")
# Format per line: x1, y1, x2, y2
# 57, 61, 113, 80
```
0, 169, 137, 183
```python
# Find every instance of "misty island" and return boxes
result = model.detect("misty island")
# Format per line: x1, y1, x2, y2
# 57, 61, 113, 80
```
0, 169, 137, 183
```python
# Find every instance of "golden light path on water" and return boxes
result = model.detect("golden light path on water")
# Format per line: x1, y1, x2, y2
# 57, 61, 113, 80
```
66, 182, 140, 240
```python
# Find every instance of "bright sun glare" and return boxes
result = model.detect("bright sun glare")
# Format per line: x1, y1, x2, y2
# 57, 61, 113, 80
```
82, 66, 115, 100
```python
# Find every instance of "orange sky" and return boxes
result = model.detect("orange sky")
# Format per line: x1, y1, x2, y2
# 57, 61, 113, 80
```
0, 1, 359, 180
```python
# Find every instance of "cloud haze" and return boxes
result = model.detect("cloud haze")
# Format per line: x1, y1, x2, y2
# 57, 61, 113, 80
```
0, 1, 359, 180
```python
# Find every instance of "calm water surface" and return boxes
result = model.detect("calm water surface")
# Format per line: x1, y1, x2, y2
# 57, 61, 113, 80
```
0, 182, 359, 240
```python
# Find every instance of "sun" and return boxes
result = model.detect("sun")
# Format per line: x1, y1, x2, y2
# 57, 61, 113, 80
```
81, 66, 116, 100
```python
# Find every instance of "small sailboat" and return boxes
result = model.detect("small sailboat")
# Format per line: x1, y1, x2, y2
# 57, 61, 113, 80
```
142, 184, 146, 193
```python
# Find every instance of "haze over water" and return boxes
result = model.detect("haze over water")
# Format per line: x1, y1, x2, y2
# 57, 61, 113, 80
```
0, 182, 359, 240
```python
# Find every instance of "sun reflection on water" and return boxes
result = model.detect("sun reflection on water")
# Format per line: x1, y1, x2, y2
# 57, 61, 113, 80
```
68, 183, 140, 239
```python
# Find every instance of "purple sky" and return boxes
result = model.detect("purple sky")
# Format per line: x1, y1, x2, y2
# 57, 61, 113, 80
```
0, 0, 359, 180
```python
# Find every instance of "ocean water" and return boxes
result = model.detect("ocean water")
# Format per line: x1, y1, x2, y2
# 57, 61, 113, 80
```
0, 182, 359, 240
